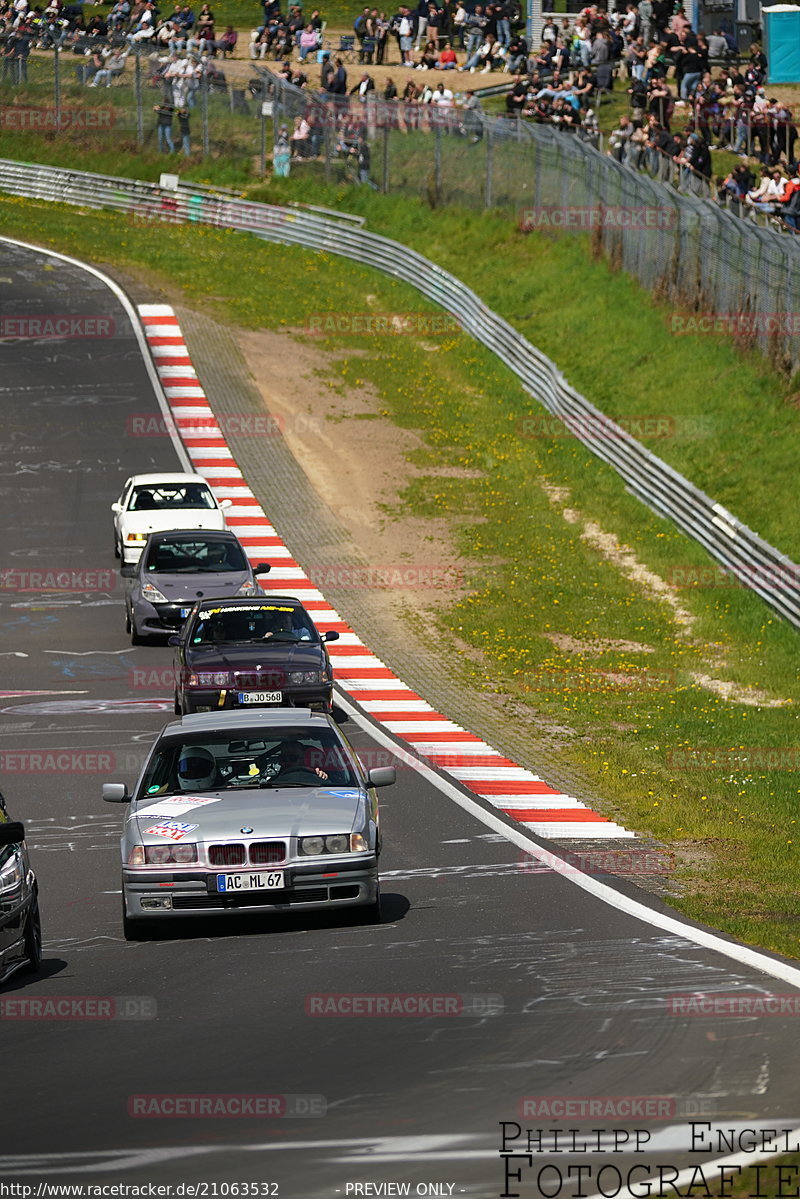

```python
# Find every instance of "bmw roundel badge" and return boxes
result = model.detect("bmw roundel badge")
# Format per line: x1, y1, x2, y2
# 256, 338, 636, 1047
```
241, 826, 254, 834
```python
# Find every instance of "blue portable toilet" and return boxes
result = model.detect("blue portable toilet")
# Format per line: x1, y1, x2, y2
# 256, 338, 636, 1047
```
763, 5, 800, 84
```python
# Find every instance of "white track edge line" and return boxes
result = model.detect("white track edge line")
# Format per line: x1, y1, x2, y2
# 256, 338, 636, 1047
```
0, 236, 193, 474
335, 691, 800, 988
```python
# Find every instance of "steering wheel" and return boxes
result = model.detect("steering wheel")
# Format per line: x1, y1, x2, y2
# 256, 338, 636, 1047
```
269, 766, 322, 784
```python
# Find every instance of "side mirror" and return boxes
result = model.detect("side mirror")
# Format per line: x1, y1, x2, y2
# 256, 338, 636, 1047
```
110, 501, 122, 513
367, 767, 396, 789
102, 783, 130, 803
167, 634, 181, 647
120, 563, 137, 579
219, 498, 233, 510
324, 630, 340, 642
0, 821, 25, 847
254, 562, 271, 574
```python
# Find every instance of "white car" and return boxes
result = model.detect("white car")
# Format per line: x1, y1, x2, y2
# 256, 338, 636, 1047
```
112, 474, 232, 565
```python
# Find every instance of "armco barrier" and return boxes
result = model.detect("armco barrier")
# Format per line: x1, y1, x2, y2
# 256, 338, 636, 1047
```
1, 156, 799, 629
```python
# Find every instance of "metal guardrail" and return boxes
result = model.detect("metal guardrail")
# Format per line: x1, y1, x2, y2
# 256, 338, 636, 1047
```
1, 154, 798, 628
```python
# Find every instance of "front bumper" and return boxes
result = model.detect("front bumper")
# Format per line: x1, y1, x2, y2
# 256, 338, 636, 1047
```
121, 543, 146, 565
182, 684, 333, 713
134, 598, 195, 634
122, 860, 378, 918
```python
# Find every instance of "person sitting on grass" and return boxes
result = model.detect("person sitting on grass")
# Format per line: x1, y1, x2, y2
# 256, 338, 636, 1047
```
435, 39, 457, 68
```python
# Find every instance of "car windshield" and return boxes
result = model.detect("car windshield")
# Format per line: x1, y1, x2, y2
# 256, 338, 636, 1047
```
145, 538, 247, 574
138, 729, 362, 797
129, 484, 217, 511
190, 603, 317, 644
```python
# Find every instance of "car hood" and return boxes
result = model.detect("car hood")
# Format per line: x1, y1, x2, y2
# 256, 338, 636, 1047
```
124, 512, 226, 535
130, 787, 364, 839
139, 570, 255, 601
184, 643, 325, 671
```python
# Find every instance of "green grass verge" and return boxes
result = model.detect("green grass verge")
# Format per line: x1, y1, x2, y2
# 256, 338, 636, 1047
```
1, 164, 800, 959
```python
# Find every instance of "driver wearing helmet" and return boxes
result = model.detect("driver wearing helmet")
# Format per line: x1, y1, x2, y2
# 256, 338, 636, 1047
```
177, 745, 218, 791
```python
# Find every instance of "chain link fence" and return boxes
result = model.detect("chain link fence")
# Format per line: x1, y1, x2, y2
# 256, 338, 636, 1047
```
3, 49, 800, 371
262, 67, 800, 373
0, 44, 276, 162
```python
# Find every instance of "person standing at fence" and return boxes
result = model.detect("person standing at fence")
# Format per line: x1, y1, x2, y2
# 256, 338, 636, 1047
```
273, 124, 291, 175
398, 8, 413, 64
154, 102, 176, 152
413, 0, 427, 50
353, 135, 378, 188
177, 107, 191, 156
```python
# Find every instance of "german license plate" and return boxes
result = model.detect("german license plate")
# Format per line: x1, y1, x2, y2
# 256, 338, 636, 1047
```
238, 691, 282, 704
217, 871, 284, 892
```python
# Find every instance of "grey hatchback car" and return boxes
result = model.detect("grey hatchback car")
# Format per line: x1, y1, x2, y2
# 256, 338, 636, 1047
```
124, 529, 271, 644
103, 709, 395, 939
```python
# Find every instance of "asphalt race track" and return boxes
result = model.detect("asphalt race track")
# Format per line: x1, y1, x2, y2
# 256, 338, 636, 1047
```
3, 240, 800, 1199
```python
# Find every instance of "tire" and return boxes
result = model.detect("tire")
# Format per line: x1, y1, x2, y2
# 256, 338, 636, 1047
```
22, 892, 42, 972
124, 607, 131, 634
130, 616, 146, 647
122, 897, 155, 941
174, 691, 182, 715
362, 882, 382, 925
113, 535, 120, 560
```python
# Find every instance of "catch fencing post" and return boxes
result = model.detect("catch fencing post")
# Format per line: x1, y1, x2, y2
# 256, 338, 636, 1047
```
134, 47, 144, 147
484, 125, 493, 208
202, 73, 209, 157
53, 46, 61, 132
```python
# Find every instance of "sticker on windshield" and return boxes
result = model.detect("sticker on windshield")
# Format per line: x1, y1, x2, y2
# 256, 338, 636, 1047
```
144, 821, 199, 841
136, 796, 221, 818
317, 789, 361, 800
199, 604, 294, 618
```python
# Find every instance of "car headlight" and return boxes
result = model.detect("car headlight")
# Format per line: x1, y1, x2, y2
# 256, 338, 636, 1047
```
236, 580, 259, 596
288, 670, 321, 685
125, 532, 148, 543
0, 854, 23, 891
298, 834, 367, 856
141, 581, 168, 603
188, 671, 230, 687
128, 843, 198, 866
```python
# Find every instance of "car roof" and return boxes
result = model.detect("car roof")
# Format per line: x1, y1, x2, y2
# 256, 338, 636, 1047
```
193, 595, 305, 610
145, 528, 241, 544
161, 709, 332, 736
128, 473, 212, 486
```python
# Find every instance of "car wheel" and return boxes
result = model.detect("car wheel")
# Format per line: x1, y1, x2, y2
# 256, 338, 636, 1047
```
122, 897, 155, 941
174, 691, 182, 715
113, 536, 120, 560
124, 606, 131, 634
130, 618, 146, 647
23, 892, 42, 972
356, 883, 382, 926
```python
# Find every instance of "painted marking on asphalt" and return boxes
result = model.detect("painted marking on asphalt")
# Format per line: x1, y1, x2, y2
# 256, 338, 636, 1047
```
137, 305, 635, 841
